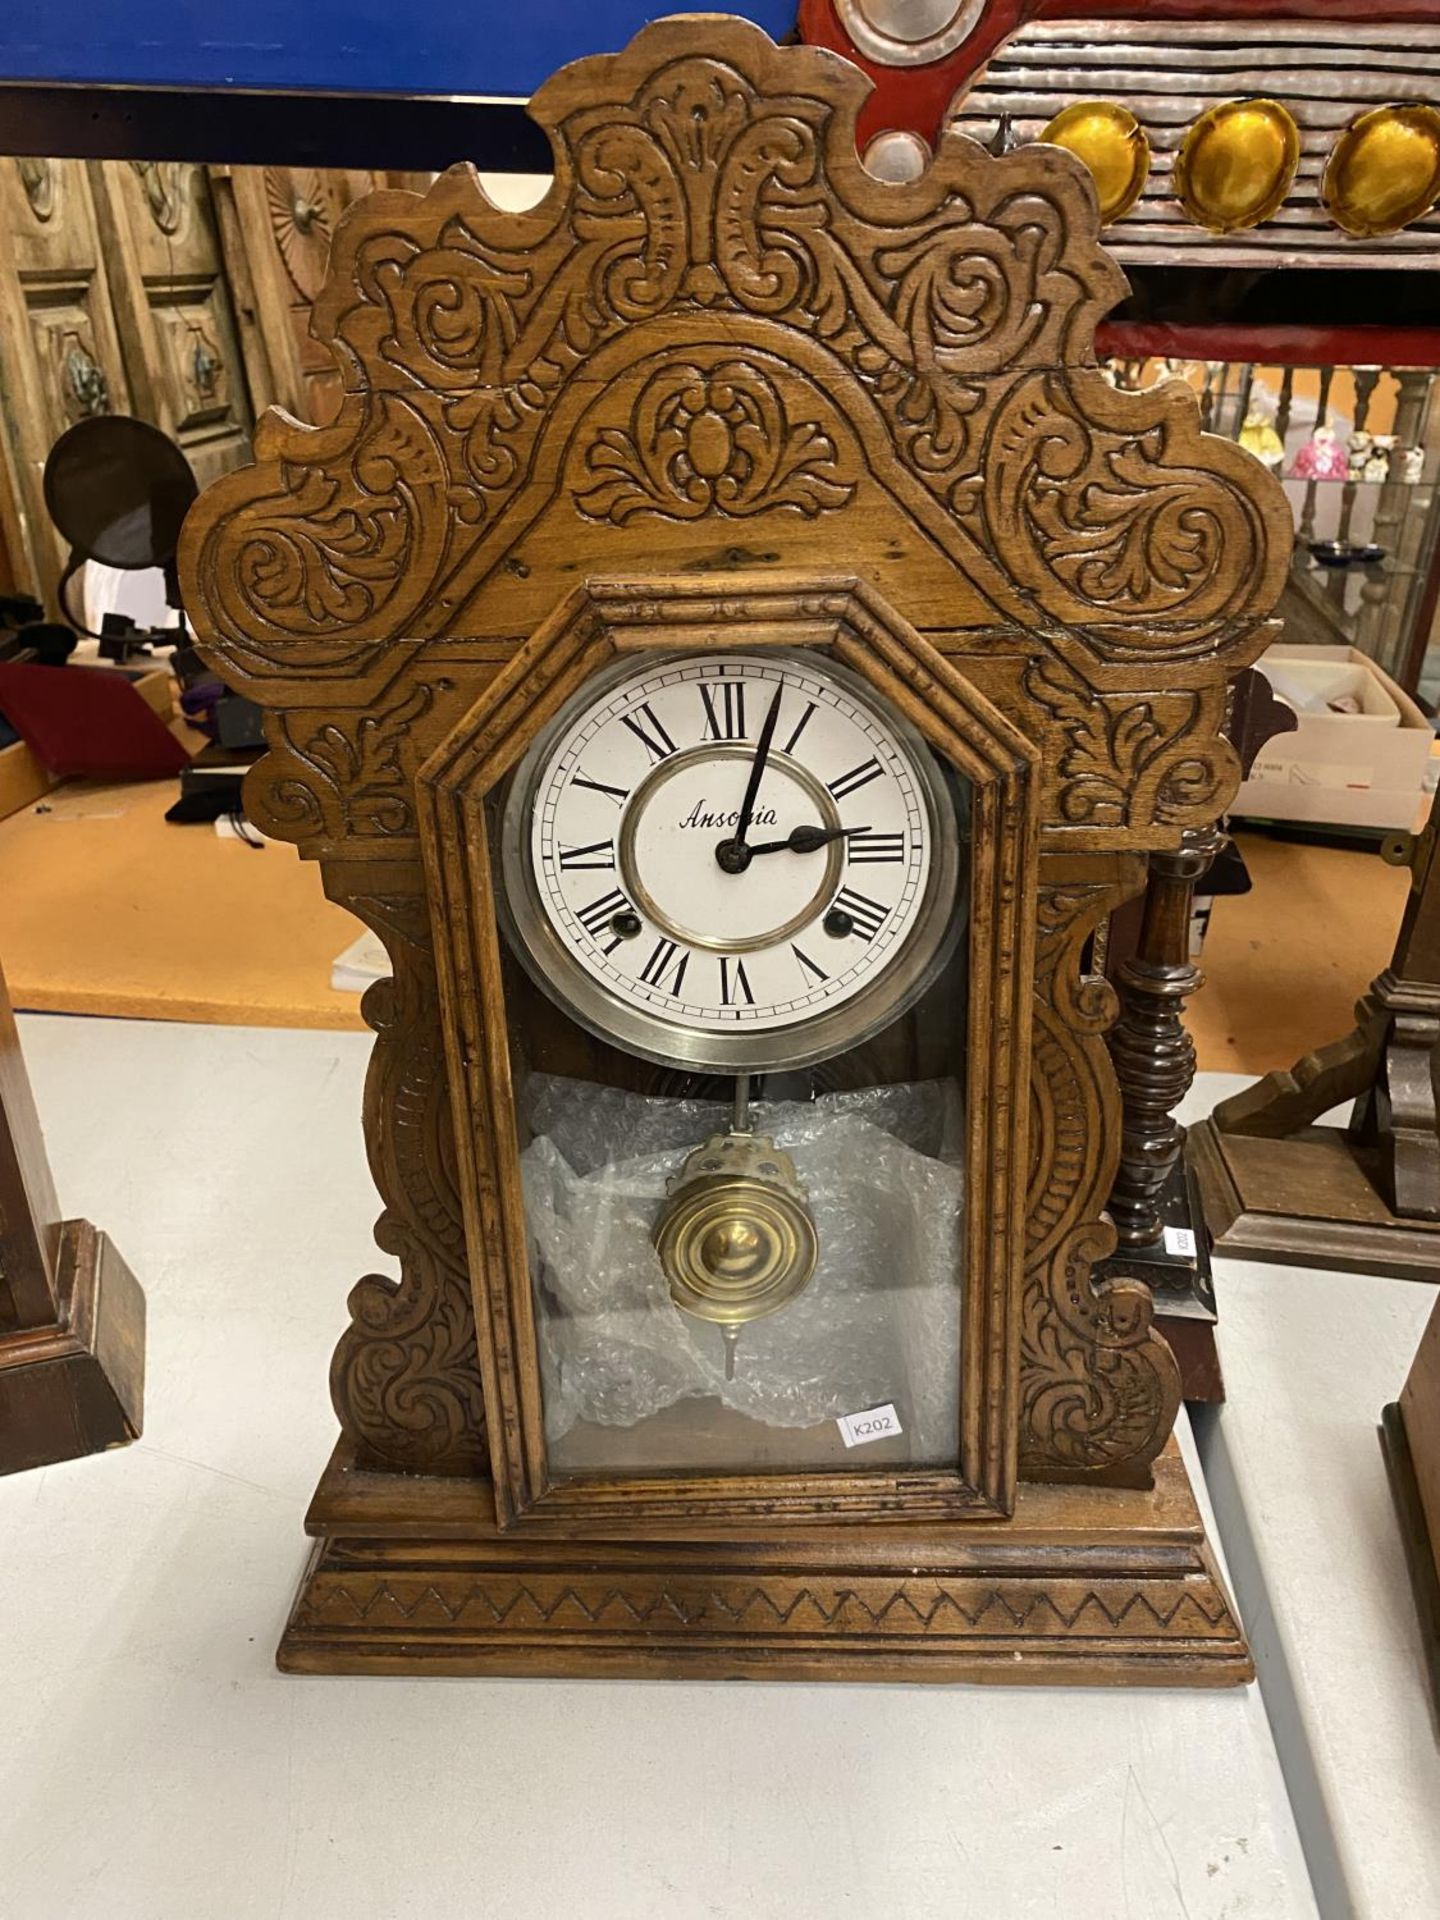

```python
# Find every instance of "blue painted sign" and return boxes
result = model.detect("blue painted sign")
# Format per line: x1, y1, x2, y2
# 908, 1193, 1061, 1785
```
0, 3, 798, 96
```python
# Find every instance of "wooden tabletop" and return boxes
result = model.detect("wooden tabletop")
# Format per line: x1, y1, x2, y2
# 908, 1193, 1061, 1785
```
3, 1014, 1316, 1920
1184, 1070, 1440, 1917
0, 775, 364, 1030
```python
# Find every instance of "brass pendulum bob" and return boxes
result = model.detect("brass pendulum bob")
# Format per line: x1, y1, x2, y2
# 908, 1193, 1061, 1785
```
652, 1075, 818, 1379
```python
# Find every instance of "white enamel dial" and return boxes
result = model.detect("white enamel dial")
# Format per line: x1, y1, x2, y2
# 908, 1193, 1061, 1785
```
499, 651, 961, 1071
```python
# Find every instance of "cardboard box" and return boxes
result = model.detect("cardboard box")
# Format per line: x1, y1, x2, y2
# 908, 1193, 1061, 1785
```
1231, 644, 1435, 832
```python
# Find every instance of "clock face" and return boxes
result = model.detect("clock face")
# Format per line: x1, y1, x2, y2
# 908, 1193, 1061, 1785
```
499, 650, 962, 1071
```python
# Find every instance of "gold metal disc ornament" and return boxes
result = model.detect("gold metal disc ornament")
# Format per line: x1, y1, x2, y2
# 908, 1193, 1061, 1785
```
1040, 102, 1150, 226
1173, 98, 1300, 233
653, 1129, 818, 1379
1323, 104, 1440, 238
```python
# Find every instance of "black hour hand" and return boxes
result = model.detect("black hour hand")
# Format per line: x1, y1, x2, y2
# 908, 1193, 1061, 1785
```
747, 824, 862, 857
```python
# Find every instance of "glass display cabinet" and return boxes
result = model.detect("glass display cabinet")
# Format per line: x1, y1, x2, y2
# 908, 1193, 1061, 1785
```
179, 17, 1289, 1683
1107, 353, 1440, 702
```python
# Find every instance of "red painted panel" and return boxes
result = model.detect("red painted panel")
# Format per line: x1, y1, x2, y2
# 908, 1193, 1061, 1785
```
799, 0, 1440, 148
1094, 321, 1440, 368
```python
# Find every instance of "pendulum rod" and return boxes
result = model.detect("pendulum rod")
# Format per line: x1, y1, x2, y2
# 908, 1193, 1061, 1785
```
721, 1325, 740, 1381
724, 1072, 753, 1379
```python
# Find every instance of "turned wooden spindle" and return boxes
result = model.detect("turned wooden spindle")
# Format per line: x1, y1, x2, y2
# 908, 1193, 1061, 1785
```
1107, 826, 1222, 1248
1355, 368, 1431, 681
1296, 364, 1333, 553
1106, 670, 1297, 1253
1328, 364, 1380, 618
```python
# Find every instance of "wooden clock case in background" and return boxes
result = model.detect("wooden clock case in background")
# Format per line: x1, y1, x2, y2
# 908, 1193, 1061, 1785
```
0, 958, 144, 1476
1384, 1295, 1440, 1714
179, 17, 1291, 1683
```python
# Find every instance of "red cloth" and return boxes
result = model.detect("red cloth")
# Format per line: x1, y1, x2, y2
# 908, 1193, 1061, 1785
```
0, 661, 189, 780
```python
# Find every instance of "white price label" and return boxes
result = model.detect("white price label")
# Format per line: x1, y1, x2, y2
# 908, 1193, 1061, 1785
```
1163, 1225, 1198, 1258
836, 1403, 903, 1449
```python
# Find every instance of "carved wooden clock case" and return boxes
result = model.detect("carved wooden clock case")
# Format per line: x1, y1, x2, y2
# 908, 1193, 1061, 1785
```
179, 17, 1289, 1684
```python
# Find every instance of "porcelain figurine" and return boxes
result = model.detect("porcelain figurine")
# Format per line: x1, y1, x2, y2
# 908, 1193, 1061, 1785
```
1239, 408, 1285, 469
1290, 424, 1348, 481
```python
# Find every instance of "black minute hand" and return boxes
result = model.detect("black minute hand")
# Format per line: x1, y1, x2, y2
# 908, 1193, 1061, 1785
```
715, 681, 784, 875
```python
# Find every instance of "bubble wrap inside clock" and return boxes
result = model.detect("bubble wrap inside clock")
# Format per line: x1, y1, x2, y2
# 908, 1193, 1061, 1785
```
522, 1075, 965, 1463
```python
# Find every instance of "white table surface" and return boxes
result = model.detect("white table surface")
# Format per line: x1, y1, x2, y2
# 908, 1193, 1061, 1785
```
2, 1019, 1317, 1920
1184, 1074, 1440, 1919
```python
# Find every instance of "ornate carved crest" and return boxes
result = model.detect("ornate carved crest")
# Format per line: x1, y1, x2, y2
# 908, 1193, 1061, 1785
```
575, 360, 857, 523
182, 20, 1286, 704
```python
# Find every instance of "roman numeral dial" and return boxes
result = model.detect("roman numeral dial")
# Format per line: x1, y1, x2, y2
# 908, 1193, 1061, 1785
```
827, 756, 884, 802
507, 650, 958, 1071
700, 681, 747, 741
558, 838, 615, 870
720, 956, 754, 1006
848, 830, 905, 864
621, 702, 677, 763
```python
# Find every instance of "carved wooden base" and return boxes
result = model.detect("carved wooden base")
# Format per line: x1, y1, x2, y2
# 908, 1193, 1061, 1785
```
1189, 1117, 1440, 1280
277, 1436, 1251, 1685
0, 1219, 145, 1477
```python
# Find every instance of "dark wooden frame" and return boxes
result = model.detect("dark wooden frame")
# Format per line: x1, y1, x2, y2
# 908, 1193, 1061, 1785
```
178, 17, 1290, 1681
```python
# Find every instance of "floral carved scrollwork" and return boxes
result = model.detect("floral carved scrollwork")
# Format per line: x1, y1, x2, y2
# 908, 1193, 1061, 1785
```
980, 368, 1288, 647
576, 360, 856, 523
191, 395, 454, 675
262, 672, 456, 845
329, 891, 486, 1475
63, 339, 110, 420
1026, 881, 1122, 1267
1025, 657, 1237, 834
265, 166, 334, 302
130, 160, 186, 234
1022, 870, 1180, 1477
1021, 1222, 1179, 1479
185, 325, 224, 409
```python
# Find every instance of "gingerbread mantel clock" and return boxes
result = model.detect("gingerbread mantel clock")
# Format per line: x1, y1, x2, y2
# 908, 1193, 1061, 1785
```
179, 16, 1288, 1683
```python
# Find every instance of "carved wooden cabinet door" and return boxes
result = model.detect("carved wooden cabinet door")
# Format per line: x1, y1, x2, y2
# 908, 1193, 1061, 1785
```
209, 167, 410, 427
0, 159, 133, 606
86, 161, 254, 495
